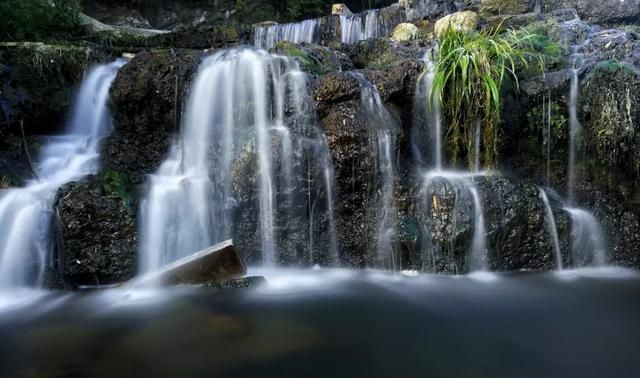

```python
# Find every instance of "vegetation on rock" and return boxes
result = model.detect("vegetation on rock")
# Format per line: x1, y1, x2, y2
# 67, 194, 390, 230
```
430, 27, 541, 168
0, 0, 81, 41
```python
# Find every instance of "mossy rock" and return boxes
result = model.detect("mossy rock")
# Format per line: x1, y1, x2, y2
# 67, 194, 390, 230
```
582, 60, 640, 171
272, 41, 350, 76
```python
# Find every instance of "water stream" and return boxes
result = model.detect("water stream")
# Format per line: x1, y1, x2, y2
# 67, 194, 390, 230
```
254, 19, 319, 49
539, 188, 563, 269
0, 59, 126, 288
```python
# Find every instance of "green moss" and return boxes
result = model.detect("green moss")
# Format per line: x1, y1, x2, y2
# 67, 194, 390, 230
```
526, 100, 567, 151
10, 44, 90, 80
274, 41, 335, 76
101, 170, 133, 212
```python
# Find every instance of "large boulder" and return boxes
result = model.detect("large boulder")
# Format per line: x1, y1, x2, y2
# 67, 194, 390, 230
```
479, 0, 530, 16
434, 11, 480, 37
392, 23, 419, 41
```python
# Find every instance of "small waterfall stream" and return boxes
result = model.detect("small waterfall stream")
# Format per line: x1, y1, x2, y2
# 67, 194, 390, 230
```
0, 59, 126, 288
539, 188, 563, 269
340, 9, 394, 44
412, 50, 442, 169
139, 48, 337, 272
254, 19, 319, 49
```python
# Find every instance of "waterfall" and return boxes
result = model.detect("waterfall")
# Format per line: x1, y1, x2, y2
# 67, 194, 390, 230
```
254, 19, 319, 49
412, 50, 442, 169
139, 48, 337, 273
417, 171, 488, 273
567, 65, 582, 204
565, 208, 607, 266
539, 188, 563, 269
340, 10, 389, 44
350, 72, 398, 268
0, 59, 126, 288
534, 0, 542, 14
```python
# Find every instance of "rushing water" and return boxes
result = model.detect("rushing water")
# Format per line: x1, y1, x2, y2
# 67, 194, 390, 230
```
565, 207, 607, 266
139, 48, 337, 272
340, 9, 397, 44
0, 60, 126, 288
539, 188, 563, 269
0, 268, 638, 377
254, 19, 319, 49
412, 50, 442, 169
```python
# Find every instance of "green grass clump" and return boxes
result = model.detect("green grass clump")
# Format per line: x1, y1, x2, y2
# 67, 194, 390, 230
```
430, 27, 541, 168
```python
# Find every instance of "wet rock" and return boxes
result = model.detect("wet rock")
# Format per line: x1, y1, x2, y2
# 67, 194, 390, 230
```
0, 44, 100, 135
434, 11, 480, 37
105, 49, 201, 185
413, 174, 569, 273
55, 175, 137, 287
479, 0, 530, 16
400, 0, 460, 22
338, 37, 430, 70
271, 42, 353, 76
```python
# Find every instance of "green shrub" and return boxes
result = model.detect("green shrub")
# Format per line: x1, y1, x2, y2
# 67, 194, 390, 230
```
430, 27, 541, 168
0, 0, 81, 41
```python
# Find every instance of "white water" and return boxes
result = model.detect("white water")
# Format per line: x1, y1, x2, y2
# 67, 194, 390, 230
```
340, 10, 387, 44
567, 66, 581, 204
539, 188, 563, 269
412, 50, 442, 169
254, 19, 319, 49
139, 48, 337, 273
534, 0, 542, 14
0, 59, 126, 288
565, 207, 607, 266
416, 171, 488, 272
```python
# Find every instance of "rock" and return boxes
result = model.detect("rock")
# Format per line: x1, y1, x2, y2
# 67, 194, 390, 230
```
105, 49, 201, 186
400, 0, 459, 22
147, 24, 252, 49
131, 240, 247, 286
270, 42, 353, 76
434, 11, 480, 37
392, 23, 419, 41
0, 44, 100, 135
55, 175, 137, 288
413, 173, 569, 273
332, 4, 353, 15
571, 0, 640, 24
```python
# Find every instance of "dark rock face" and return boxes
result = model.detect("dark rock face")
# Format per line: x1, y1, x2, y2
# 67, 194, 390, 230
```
105, 49, 201, 186
313, 73, 376, 266
412, 174, 569, 273
147, 24, 251, 49
55, 175, 137, 287
0, 45, 100, 135
270, 42, 354, 76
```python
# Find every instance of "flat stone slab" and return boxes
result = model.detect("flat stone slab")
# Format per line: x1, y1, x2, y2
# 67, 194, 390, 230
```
131, 240, 247, 286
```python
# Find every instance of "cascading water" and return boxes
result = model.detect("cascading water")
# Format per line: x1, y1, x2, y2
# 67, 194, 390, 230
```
139, 48, 337, 273
254, 19, 319, 49
412, 50, 442, 169
340, 9, 393, 44
350, 72, 398, 268
416, 171, 488, 272
565, 208, 607, 266
534, 0, 542, 14
539, 188, 563, 269
0, 59, 126, 288
567, 61, 582, 204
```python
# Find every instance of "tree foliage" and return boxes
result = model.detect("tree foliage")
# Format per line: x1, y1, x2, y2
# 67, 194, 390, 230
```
0, 0, 81, 41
